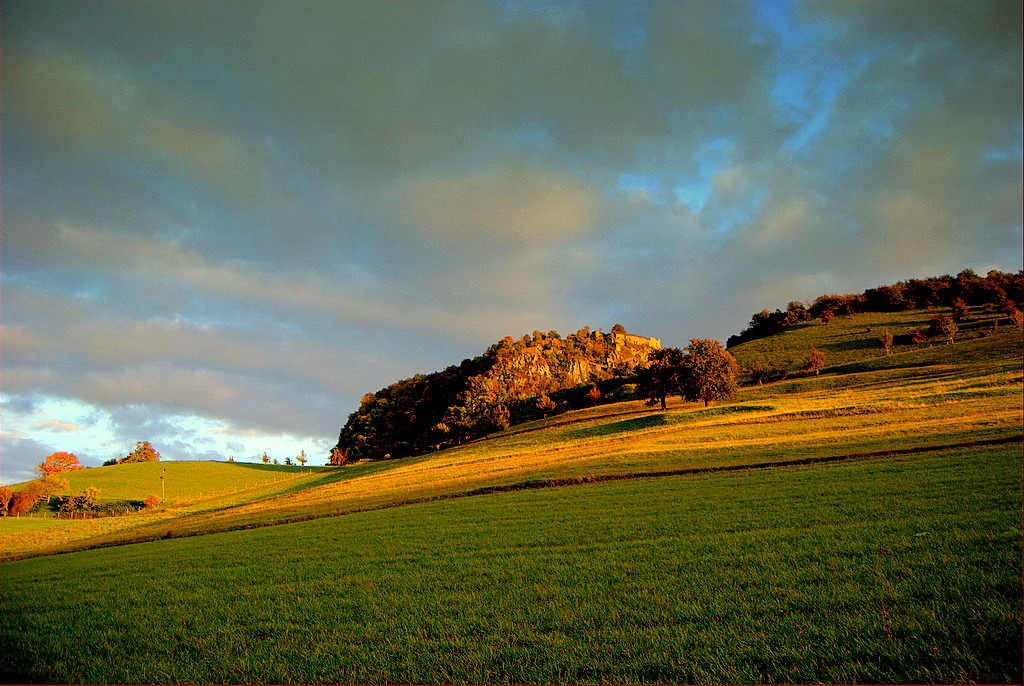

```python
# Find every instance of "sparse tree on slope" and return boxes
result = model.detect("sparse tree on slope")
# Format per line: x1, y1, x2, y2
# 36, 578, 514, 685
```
805, 347, 826, 376
679, 339, 738, 408
879, 329, 894, 356
637, 347, 686, 411
929, 315, 958, 344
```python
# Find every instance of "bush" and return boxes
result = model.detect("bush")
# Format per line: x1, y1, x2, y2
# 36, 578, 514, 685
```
879, 329, 894, 355
144, 495, 162, 508
804, 347, 826, 376
929, 315, 958, 344
8, 490, 39, 516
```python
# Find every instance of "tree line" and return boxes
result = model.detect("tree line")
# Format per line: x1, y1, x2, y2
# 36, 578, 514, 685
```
727, 269, 1023, 348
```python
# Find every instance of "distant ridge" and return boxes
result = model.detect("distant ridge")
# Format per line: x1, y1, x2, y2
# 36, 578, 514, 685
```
727, 268, 1022, 347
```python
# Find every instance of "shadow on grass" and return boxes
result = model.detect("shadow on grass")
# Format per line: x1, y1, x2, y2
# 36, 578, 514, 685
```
565, 404, 774, 440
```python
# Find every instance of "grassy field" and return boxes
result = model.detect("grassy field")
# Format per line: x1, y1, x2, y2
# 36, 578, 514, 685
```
1, 311, 1021, 683
1, 443, 1019, 683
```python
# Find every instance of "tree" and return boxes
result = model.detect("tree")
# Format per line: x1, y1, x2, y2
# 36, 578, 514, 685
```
0, 486, 13, 516
586, 384, 601, 407
36, 451, 85, 477
785, 301, 811, 324
819, 308, 836, 324
58, 486, 101, 516
8, 481, 56, 516
929, 315, 958, 344
284, 457, 294, 466
748, 361, 770, 385
296, 451, 308, 467
805, 347, 825, 376
679, 339, 738, 407
261, 453, 271, 465
637, 347, 685, 410
950, 297, 969, 321
121, 441, 161, 464
879, 329, 894, 356
1011, 309, 1024, 331
328, 446, 348, 466
8, 489, 39, 516
536, 394, 557, 417
40, 475, 70, 503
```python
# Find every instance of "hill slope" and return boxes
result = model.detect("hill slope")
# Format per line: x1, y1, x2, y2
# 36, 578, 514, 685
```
1, 308, 1020, 683
2, 312, 1019, 561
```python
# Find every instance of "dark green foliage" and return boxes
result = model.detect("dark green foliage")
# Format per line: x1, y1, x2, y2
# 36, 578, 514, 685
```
57, 486, 100, 515
636, 347, 685, 410
679, 339, 739, 407
728, 269, 1023, 348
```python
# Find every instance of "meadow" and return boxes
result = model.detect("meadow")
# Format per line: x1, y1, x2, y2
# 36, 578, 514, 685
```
1, 310, 1021, 683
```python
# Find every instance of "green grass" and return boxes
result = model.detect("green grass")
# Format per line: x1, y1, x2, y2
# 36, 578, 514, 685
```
729, 306, 1014, 378
52, 460, 323, 503
1, 443, 1019, 683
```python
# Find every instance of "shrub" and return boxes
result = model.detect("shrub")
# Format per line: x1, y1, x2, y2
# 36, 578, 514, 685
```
144, 495, 162, 508
9, 490, 39, 516
929, 315, 958, 344
1011, 309, 1023, 331
879, 329, 894, 356
804, 347, 826, 376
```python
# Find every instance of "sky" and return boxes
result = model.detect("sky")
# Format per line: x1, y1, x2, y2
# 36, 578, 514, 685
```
2, 0, 1021, 484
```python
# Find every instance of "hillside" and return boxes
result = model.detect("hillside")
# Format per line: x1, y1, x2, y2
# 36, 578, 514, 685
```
333, 270, 1022, 465
1, 309, 1020, 683
2, 312, 1019, 562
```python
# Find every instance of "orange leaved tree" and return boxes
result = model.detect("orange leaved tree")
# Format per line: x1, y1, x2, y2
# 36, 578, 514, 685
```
36, 452, 85, 477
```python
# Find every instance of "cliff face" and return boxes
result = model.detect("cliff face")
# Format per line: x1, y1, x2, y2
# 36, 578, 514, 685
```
333, 326, 660, 462
486, 328, 660, 391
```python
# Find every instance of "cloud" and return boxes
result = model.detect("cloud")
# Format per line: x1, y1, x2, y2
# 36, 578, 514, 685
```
1, 0, 1019, 486
9, 45, 265, 199
396, 161, 601, 245
37, 420, 84, 433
